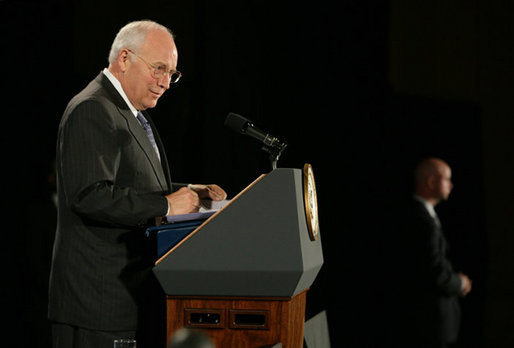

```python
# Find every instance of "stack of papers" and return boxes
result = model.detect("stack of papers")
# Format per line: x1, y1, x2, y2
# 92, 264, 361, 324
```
165, 199, 230, 223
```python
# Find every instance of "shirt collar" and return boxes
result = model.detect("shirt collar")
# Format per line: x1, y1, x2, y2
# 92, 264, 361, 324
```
413, 194, 438, 219
102, 68, 138, 117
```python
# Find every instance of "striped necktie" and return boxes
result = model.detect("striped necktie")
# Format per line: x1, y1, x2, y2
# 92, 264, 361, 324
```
136, 111, 160, 161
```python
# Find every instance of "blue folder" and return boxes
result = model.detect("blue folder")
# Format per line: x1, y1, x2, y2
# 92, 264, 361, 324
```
145, 211, 216, 259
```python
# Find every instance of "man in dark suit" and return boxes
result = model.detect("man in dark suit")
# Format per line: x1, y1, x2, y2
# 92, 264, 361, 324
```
385, 157, 472, 348
48, 20, 226, 348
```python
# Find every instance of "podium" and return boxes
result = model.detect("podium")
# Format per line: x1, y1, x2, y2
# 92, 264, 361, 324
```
152, 168, 324, 347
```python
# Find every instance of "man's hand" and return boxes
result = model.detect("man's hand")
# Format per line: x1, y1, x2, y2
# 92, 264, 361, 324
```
165, 187, 200, 216
458, 272, 472, 296
188, 184, 227, 201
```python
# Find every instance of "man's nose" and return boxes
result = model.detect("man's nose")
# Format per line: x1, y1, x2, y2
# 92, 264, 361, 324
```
158, 74, 171, 90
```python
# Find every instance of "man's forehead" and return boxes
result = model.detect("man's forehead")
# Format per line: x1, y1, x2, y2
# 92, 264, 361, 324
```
140, 30, 177, 61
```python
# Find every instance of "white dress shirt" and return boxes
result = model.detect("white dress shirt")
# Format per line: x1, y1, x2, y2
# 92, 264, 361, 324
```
102, 68, 138, 117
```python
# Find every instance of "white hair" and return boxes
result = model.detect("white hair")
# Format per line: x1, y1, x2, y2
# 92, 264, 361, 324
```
108, 20, 174, 63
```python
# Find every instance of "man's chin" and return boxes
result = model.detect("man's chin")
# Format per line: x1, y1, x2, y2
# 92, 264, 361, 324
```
142, 100, 159, 110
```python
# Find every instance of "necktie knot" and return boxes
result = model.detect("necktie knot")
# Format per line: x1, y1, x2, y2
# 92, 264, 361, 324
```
136, 111, 149, 127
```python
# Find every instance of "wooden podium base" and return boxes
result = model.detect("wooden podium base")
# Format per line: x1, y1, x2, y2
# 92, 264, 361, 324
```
166, 290, 307, 348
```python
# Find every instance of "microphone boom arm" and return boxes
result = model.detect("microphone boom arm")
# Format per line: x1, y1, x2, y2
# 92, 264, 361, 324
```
262, 139, 287, 170
243, 120, 287, 170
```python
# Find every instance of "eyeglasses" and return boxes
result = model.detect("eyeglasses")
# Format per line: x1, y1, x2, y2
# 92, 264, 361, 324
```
127, 49, 182, 84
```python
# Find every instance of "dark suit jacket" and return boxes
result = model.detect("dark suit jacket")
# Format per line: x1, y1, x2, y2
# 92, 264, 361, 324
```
48, 72, 182, 332
383, 197, 462, 347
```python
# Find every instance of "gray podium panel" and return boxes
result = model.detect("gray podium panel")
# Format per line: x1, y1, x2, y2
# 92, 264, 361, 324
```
153, 168, 324, 297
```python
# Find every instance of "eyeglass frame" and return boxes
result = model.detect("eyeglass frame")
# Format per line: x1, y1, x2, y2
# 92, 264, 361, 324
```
126, 49, 182, 84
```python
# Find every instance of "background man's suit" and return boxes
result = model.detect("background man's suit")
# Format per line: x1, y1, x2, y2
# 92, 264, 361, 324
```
383, 197, 462, 348
49, 72, 183, 343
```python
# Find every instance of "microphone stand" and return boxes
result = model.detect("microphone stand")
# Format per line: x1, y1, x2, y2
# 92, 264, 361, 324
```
262, 141, 287, 171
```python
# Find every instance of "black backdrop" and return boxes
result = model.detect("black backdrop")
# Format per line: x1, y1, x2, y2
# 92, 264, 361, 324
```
3, 0, 513, 347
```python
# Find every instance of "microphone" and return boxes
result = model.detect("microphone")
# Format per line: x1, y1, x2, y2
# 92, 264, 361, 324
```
224, 112, 286, 149
224, 112, 287, 170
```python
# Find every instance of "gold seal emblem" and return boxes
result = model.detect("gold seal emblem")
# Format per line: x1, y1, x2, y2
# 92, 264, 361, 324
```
303, 163, 319, 241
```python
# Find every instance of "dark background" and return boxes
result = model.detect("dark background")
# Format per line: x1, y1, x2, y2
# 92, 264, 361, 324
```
2, 0, 514, 347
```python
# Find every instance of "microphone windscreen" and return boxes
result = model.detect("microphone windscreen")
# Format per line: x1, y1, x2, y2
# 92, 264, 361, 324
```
224, 113, 249, 134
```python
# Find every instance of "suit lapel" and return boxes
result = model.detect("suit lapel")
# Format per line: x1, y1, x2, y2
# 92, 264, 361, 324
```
120, 107, 169, 191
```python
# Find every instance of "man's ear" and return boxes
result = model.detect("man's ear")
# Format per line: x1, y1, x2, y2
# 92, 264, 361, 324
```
426, 175, 437, 191
118, 49, 131, 72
